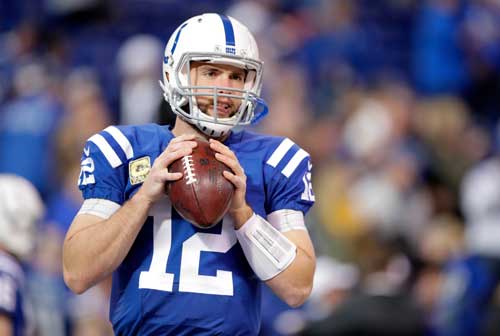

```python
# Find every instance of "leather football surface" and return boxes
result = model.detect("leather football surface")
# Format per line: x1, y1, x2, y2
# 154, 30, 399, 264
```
168, 138, 234, 228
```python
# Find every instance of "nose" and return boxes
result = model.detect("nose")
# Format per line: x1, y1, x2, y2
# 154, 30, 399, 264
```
216, 75, 232, 90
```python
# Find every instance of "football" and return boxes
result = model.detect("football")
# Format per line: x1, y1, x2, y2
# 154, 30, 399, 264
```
167, 137, 234, 228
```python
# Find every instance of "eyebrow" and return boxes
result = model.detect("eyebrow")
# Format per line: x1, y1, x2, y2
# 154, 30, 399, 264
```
199, 65, 245, 76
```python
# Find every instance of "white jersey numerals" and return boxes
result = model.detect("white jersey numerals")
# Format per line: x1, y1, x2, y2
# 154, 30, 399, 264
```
78, 147, 96, 186
139, 202, 237, 296
138, 208, 175, 292
301, 161, 315, 202
179, 222, 237, 295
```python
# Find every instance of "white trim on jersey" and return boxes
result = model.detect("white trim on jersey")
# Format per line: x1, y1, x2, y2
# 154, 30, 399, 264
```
0, 272, 16, 312
88, 134, 122, 168
0, 252, 24, 283
78, 198, 121, 219
104, 126, 134, 159
282, 149, 308, 178
266, 138, 310, 178
268, 209, 307, 233
266, 138, 294, 167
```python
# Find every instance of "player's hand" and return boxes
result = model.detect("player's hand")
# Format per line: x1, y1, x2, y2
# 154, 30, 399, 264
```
136, 134, 198, 204
209, 139, 253, 226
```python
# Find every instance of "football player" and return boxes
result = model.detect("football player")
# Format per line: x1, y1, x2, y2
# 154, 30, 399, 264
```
433, 157, 500, 336
63, 13, 316, 335
0, 174, 44, 336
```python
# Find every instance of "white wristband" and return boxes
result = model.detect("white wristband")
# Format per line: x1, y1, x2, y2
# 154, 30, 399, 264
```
235, 213, 297, 281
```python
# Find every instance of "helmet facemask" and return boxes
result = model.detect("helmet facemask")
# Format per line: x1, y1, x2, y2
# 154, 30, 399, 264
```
161, 51, 267, 137
160, 13, 269, 137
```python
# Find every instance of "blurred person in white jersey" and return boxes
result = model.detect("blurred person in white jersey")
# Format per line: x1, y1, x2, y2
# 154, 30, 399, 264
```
0, 174, 44, 336
434, 152, 500, 336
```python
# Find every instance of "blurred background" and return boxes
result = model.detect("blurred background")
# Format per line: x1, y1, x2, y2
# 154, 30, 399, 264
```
1, 0, 500, 335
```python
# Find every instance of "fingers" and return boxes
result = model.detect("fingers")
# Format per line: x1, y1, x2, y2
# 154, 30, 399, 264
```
155, 145, 195, 169
151, 134, 199, 182
138, 134, 200, 203
165, 134, 198, 156
147, 167, 181, 184
155, 134, 198, 168
223, 170, 246, 189
209, 139, 244, 176
159, 167, 183, 182
208, 139, 249, 212
209, 138, 232, 156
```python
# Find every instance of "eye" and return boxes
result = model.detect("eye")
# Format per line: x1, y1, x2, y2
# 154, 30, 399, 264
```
230, 73, 245, 82
203, 70, 218, 78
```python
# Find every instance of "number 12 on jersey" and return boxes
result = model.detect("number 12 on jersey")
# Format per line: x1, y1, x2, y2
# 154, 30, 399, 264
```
139, 202, 237, 296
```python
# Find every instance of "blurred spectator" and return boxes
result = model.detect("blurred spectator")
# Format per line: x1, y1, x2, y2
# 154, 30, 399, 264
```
292, 0, 371, 116
68, 277, 113, 336
117, 34, 163, 125
414, 96, 489, 200
32, 67, 113, 336
0, 174, 44, 336
412, 0, 470, 94
226, 0, 272, 35
412, 214, 464, 328
433, 155, 500, 336
260, 255, 358, 336
0, 61, 63, 199
313, 82, 431, 253
462, 0, 500, 127
48, 67, 111, 234
259, 63, 311, 139
28, 225, 68, 336
299, 234, 426, 336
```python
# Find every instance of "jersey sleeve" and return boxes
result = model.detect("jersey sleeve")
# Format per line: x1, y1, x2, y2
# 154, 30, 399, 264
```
0, 272, 17, 318
264, 138, 315, 215
77, 126, 131, 205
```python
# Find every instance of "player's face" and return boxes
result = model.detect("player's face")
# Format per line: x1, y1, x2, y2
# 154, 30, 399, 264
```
189, 62, 246, 118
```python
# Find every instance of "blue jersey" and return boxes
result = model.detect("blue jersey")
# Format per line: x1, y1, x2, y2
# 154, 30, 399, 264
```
0, 252, 30, 336
78, 124, 315, 335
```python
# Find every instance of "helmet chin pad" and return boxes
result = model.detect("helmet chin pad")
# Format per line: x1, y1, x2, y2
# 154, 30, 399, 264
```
190, 94, 229, 137
184, 90, 246, 138
195, 112, 233, 138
